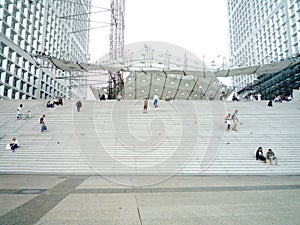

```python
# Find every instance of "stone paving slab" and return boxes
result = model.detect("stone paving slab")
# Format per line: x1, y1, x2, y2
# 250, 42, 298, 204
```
35, 194, 140, 225
0, 176, 87, 225
0, 175, 300, 225
0, 175, 68, 189
0, 194, 37, 217
76, 175, 300, 188
136, 190, 300, 225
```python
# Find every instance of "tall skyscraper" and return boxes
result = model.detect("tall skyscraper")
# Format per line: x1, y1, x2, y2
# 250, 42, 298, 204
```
0, 0, 90, 99
227, 0, 300, 91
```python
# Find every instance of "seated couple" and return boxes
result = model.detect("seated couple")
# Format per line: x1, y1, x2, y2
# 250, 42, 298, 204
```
256, 147, 277, 165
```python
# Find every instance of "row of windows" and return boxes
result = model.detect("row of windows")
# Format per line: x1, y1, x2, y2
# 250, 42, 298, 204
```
0, 66, 69, 99
0, 59, 65, 90
0, 84, 34, 99
0, 84, 66, 99
0, 0, 91, 99
229, 0, 300, 63
228, 0, 280, 14
1, 2, 44, 31
0, 41, 83, 99
2, 13, 70, 58
1, 0, 90, 62
227, 0, 300, 90
229, 1, 296, 53
231, 39, 296, 68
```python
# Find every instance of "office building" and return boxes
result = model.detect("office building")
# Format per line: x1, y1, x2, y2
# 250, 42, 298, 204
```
227, 0, 300, 91
0, 0, 90, 99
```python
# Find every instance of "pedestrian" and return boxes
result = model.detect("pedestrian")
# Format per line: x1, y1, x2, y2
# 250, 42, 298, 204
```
232, 109, 239, 131
58, 97, 63, 105
47, 100, 54, 108
40, 114, 45, 124
232, 94, 238, 101
41, 121, 47, 132
274, 95, 282, 103
268, 99, 273, 107
76, 100, 82, 112
153, 94, 159, 108
16, 104, 23, 119
7, 137, 19, 152
266, 149, 278, 165
165, 94, 171, 101
54, 98, 59, 105
100, 94, 105, 101
225, 113, 232, 131
143, 98, 148, 113
256, 147, 266, 162
257, 93, 261, 101
116, 93, 122, 101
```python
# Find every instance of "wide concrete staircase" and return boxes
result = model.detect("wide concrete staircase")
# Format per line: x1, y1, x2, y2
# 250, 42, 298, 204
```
0, 98, 300, 175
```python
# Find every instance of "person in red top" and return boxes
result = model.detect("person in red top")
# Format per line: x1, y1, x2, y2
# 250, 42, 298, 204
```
143, 98, 148, 113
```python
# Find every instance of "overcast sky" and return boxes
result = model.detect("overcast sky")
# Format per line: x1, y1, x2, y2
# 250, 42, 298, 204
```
89, 0, 229, 64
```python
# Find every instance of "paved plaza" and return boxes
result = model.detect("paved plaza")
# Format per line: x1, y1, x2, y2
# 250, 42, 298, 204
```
0, 175, 300, 225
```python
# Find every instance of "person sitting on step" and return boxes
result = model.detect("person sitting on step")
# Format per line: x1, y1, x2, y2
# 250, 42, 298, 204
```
266, 149, 278, 165
9, 137, 19, 152
256, 147, 266, 163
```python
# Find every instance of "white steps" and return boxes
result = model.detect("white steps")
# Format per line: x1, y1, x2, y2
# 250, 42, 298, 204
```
0, 99, 299, 175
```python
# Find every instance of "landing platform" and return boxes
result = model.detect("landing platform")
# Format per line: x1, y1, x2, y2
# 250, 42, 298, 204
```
0, 175, 299, 225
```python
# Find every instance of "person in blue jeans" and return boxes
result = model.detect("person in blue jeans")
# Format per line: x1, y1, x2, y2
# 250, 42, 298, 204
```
266, 149, 278, 165
153, 95, 159, 108
41, 121, 47, 132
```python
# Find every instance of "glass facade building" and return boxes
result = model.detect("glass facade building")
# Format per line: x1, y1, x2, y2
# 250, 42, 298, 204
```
0, 0, 90, 99
227, 0, 300, 91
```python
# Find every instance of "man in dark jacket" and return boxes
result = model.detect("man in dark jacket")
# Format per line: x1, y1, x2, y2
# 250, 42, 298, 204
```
76, 100, 82, 112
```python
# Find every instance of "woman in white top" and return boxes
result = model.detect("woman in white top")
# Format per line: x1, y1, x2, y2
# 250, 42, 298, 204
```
232, 110, 238, 131
17, 104, 23, 119
9, 137, 19, 152
225, 113, 232, 131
